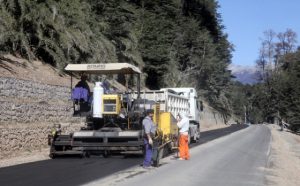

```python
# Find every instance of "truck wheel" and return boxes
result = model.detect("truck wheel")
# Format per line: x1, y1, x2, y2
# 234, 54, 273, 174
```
49, 153, 56, 159
191, 131, 200, 143
80, 152, 86, 159
81, 151, 90, 158
191, 135, 196, 143
103, 151, 110, 158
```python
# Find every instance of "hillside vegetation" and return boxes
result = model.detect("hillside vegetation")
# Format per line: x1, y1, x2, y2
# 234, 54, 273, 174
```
0, 0, 233, 119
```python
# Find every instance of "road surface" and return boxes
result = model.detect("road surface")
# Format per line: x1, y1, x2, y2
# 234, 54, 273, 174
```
0, 124, 269, 186
87, 125, 271, 186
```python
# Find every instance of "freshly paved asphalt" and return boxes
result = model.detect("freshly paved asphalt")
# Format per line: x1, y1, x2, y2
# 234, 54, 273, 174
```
0, 124, 249, 186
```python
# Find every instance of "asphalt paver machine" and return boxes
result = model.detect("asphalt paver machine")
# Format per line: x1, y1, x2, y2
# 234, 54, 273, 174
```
48, 63, 184, 167
49, 63, 148, 158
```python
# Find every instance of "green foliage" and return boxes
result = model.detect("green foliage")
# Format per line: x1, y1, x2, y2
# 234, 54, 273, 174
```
0, 0, 234, 117
0, 0, 117, 70
231, 30, 300, 124
275, 50, 300, 123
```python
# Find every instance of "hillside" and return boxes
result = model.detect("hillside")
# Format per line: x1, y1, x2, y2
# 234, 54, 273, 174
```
0, 55, 71, 86
0, 0, 238, 160
0, 0, 233, 117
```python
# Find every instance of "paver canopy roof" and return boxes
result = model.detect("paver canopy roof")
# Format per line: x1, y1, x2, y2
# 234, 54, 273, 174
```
64, 63, 141, 74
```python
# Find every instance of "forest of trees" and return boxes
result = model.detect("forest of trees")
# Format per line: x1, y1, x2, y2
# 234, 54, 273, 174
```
1, 0, 299, 126
0, 0, 233, 121
230, 29, 300, 128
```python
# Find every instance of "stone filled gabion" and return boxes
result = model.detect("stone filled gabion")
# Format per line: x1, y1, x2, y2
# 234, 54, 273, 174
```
0, 77, 83, 159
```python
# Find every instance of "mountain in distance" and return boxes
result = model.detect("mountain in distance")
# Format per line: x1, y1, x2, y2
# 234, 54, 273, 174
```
229, 64, 259, 84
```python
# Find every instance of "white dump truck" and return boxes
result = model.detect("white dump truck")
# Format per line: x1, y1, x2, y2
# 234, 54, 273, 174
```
167, 87, 201, 142
134, 87, 201, 143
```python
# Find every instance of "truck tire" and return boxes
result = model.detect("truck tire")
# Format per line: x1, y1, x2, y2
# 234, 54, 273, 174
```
103, 151, 110, 158
49, 153, 56, 159
191, 135, 197, 143
188, 131, 191, 145
191, 130, 200, 143
81, 151, 90, 158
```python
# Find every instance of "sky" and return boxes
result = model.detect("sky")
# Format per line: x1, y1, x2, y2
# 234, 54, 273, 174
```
218, 0, 300, 67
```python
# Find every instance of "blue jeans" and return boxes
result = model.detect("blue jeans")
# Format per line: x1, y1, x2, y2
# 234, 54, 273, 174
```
143, 138, 152, 167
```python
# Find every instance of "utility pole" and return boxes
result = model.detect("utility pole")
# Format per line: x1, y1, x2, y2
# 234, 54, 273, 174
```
244, 105, 247, 124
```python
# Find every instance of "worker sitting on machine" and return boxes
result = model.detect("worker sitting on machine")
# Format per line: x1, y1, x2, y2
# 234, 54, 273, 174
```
72, 74, 91, 113
75, 74, 90, 96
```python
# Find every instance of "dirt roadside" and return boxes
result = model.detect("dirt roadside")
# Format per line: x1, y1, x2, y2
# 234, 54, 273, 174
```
266, 124, 300, 186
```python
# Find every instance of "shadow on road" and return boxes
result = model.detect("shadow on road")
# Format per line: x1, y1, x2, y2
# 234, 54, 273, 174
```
195, 124, 248, 147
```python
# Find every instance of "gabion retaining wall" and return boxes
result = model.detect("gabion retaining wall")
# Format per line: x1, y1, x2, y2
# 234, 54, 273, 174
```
0, 77, 83, 159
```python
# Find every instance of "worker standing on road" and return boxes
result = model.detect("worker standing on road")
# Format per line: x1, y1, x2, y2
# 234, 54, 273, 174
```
177, 112, 190, 160
142, 109, 156, 168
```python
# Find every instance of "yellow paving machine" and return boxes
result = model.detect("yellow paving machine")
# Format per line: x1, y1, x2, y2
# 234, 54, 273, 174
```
48, 63, 182, 166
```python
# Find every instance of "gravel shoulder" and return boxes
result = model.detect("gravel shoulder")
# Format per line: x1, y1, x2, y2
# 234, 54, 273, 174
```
0, 148, 50, 168
266, 124, 300, 186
